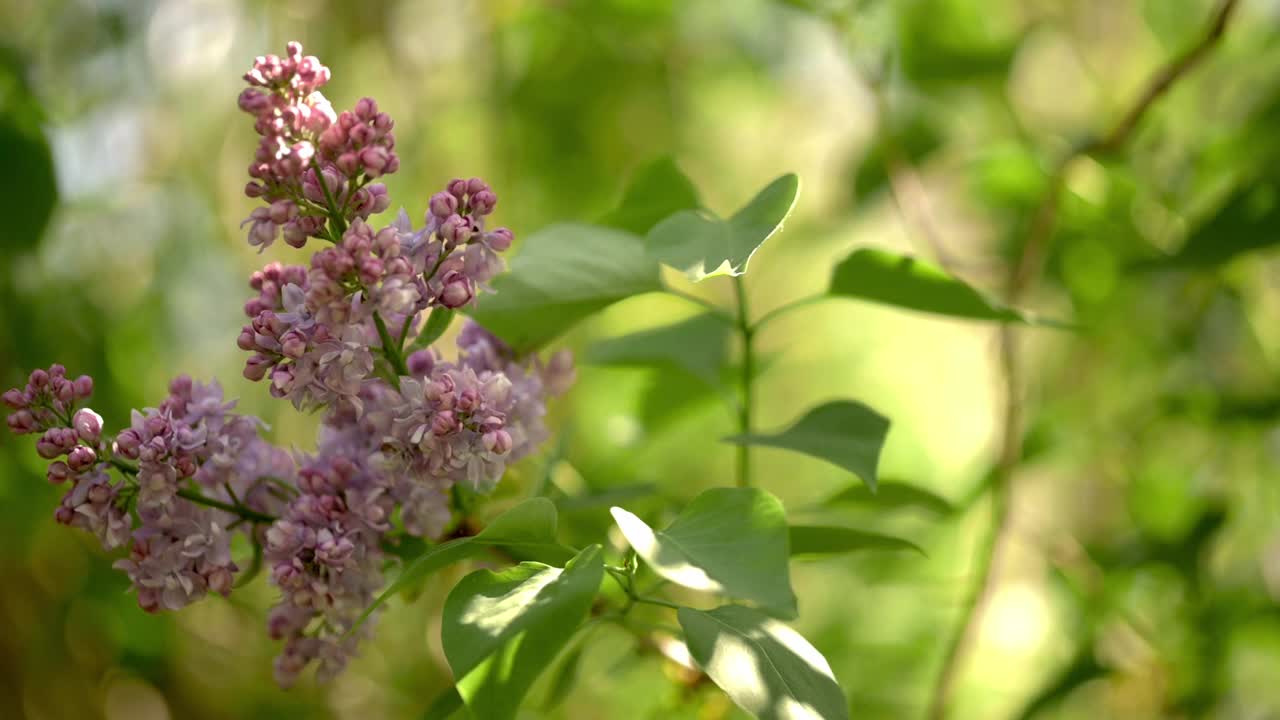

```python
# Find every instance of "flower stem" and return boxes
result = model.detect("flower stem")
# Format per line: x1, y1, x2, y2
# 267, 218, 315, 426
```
175, 488, 277, 524
732, 274, 754, 488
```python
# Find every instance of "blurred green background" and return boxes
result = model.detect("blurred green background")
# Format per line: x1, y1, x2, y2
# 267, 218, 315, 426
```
3, 0, 1280, 718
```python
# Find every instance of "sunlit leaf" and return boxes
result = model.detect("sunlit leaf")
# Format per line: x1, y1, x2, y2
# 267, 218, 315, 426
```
355, 499, 574, 629
585, 311, 731, 387
829, 248, 1028, 322
442, 546, 604, 720
611, 488, 797, 618
678, 605, 850, 720
646, 174, 800, 281
470, 223, 662, 352
724, 400, 889, 492
820, 481, 953, 515
601, 156, 701, 235
789, 525, 924, 557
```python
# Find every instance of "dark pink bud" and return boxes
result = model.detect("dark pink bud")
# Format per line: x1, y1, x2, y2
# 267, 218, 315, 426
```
36, 436, 62, 459
486, 227, 514, 252
86, 481, 110, 505
447, 178, 468, 199
53, 378, 75, 403
54, 506, 75, 525
67, 445, 97, 471
72, 408, 102, 442
7, 410, 37, 434
439, 275, 473, 309
1, 388, 27, 409
457, 387, 479, 413
280, 331, 307, 359
244, 354, 274, 382
46, 461, 70, 484
72, 375, 93, 399
49, 364, 66, 378
484, 429, 513, 454
354, 97, 378, 121
28, 368, 49, 389
237, 326, 257, 351
466, 177, 489, 195
336, 152, 359, 175
470, 190, 497, 215
429, 192, 458, 219
432, 411, 457, 436
115, 429, 141, 456
359, 146, 388, 174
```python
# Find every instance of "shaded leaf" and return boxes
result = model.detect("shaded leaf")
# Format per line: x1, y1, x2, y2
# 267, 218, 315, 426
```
1138, 182, 1280, 269
585, 312, 731, 387
556, 483, 659, 512
600, 156, 701, 235
678, 605, 850, 720
421, 686, 464, 720
540, 642, 586, 711
470, 223, 661, 352
829, 248, 1028, 322
0, 48, 57, 253
820, 481, 953, 515
409, 308, 455, 352
647, 174, 800, 281
355, 499, 573, 629
789, 525, 924, 557
443, 546, 604, 720
724, 400, 889, 492
611, 488, 797, 618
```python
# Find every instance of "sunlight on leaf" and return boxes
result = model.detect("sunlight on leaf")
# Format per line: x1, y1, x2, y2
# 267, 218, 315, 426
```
724, 401, 889, 492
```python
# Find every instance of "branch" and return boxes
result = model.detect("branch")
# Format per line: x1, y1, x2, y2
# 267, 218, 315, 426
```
925, 2, 1240, 718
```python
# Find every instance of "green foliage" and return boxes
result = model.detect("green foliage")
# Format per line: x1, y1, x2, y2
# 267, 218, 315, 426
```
600, 156, 701, 235
678, 605, 850, 720
829, 248, 1029, 322
420, 687, 464, 720
611, 488, 797, 618
789, 525, 924, 556
819, 481, 954, 515
724, 401, 890, 491
585, 311, 731, 387
646, 174, 800, 281
442, 546, 604, 720
0, 48, 56, 253
1141, 179, 1280, 269
470, 224, 661, 351
357, 499, 575, 628
409, 308, 455, 352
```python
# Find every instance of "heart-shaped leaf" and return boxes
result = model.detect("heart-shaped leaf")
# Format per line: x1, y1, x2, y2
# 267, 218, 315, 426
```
470, 223, 662, 352
585, 311, 731, 387
678, 605, 850, 720
647, 174, 800, 281
829, 248, 1028, 322
442, 545, 604, 720
789, 525, 924, 556
600, 156, 701, 235
724, 401, 889, 492
611, 488, 796, 618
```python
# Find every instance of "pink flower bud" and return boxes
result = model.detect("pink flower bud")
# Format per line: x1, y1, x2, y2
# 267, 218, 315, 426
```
431, 411, 457, 436
6, 410, 36, 434
354, 97, 378, 121
36, 436, 62, 459
237, 326, 257, 351
336, 152, 359, 175
53, 378, 75, 403
483, 429, 513, 454
86, 481, 110, 504
46, 461, 70, 484
467, 177, 489, 195
470, 190, 497, 215
439, 275, 474, 309
447, 178, 468, 199
2, 388, 27, 409
28, 368, 49, 389
72, 375, 94, 399
269, 200, 297, 224
429, 192, 458, 219
486, 227, 514, 251
114, 429, 141, 457
73, 408, 103, 442
67, 445, 97, 471
244, 354, 274, 382
280, 331, 307, 359
207, 566, 235, 596
54, 506, 75, 525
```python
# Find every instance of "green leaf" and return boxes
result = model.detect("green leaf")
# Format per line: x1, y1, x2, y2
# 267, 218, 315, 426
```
678, 605, 850, 720
0, 48, 57, 253
585, 312, 731, 387
470, 223, 662, 352
555, 483, 659, 512
723, 400, 889, 492
442, 546, 605, 720
355, 499, 573, 630
646, 174, 800, 281
600, 156, 701, 235
421, 686, 464, 720
789, 525, 924, 557
610, 488, 797, 618
409, 308, 455, 352
540, 642, 586, 711
1138, 181, 1280, 269
820, 481, 954, 515
829, 248, 1028, 322
854, 114, 943, 206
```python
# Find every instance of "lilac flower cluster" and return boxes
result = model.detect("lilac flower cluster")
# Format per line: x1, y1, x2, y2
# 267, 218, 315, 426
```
4, 41, 575, 689
238, 42, 394, 250
3, 368, 286, 613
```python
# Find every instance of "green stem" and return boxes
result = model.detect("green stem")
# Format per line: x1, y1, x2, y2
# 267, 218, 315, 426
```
633, 595, 683, 611
175, 488, 278, 524
373, 312, 408, 381
751, 293, 828, 333
732, 275, 754, 488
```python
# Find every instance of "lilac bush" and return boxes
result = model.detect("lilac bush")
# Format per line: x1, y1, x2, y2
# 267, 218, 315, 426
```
4, 42, 570, 689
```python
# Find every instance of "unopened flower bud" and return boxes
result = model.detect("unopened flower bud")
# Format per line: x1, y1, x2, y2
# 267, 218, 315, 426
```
439, 275, 474, 309
73, 408, 103, 442
483, 429, 513, 454
431, 411, 456, 436
67, 445, 97, 471
429, 191, 458, 219
46, 461, 70, 484
73, 375, 94, 399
